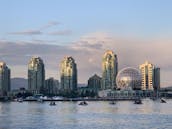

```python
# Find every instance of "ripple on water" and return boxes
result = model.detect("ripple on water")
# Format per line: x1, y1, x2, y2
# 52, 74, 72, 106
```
0, 100, 172, 129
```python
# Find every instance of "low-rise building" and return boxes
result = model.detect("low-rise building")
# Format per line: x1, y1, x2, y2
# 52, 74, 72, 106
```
45, 78, 59, 95
88, 74, 102, 93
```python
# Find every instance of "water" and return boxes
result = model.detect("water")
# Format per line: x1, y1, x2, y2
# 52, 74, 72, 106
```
0, 100, 172, 129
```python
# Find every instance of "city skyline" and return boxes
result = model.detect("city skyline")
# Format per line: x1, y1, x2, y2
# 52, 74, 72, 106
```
0, 1, 172, 86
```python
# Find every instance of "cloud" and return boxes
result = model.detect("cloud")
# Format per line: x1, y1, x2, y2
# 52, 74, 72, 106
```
8, 21, 72, 37
40, 21, 60, 30
30, 39, 58, 44
8, 21, 60, 36
71, 40, 103, 51
48, 30, 72, 36
71, 32, 112, 51
9, 30, 42, 35
0, 32, 172, 87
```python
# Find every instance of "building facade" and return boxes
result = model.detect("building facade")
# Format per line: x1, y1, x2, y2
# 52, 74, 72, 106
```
154, 67, 160, 90
139, 61, 160, 90
28, 57, 45, 94
60, 56, 77, 92
102, 50, 118, 90
88, 74, 102, 93
0, 62, 10, 96
45, 78, 59, 95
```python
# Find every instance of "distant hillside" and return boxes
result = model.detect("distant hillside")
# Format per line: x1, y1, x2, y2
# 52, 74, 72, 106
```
11, 78, 27, 90
161, 86, 172, 90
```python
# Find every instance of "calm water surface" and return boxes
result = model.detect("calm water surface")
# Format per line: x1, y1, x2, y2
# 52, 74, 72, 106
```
0, 99, 172, 129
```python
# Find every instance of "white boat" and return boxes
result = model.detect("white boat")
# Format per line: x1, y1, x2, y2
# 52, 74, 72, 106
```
17, 98, 23, 103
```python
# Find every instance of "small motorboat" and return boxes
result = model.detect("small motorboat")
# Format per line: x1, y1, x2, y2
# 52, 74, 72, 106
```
160, 98, 166, 103
17, 98, 23, 103
109, 101, 116, 105
134, 99, 142, 104
49, 101, 56, 106
79, 101, 88, 106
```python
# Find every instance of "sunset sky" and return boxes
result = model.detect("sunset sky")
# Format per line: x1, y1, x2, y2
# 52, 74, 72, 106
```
0, 0, 172, 86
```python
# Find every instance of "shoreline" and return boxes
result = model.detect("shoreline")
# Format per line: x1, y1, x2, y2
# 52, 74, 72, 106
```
1, 96, 171, 102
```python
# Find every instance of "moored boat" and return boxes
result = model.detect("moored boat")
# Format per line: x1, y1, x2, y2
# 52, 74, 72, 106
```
160, 98, 166, 103
79, 101, 88, 106
17, 98, 23, 103
49, 101, 56, 106
134, 99, 142, 104
109, 101, 116, 105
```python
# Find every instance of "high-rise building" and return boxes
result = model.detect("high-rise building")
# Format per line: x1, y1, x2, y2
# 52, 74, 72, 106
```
88, 74, 102, 92
60, 56, 77, 91
154, 67, 160, 90
102, 50, 118, 90
45, 78, 59, 95
139, 61, 156, 90
28, 57, 45, 94
0, 62, 10, 96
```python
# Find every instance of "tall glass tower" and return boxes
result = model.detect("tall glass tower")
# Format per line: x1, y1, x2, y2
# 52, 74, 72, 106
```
60, 56, 77, 92
0, 62, 10, 96
102, 50, 118, 90
28, 57, 45, 94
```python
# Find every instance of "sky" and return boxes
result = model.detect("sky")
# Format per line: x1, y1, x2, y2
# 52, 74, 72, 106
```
0, 0, 172, 87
